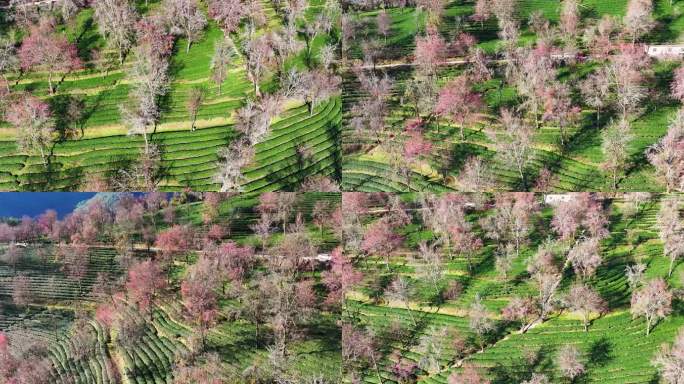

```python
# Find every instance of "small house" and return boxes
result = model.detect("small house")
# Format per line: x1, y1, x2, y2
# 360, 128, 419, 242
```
646, 44, 684, 59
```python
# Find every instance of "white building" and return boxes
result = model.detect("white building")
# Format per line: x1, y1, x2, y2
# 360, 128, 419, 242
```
544, 194, 574, 206
646, 44, 684, 59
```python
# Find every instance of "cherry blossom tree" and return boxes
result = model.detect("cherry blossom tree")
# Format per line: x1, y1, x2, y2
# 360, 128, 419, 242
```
350, 70, 393, 143
362, 217, 403, 268
447, 363, 490, 384
12, 273, 31, 307
560, 0, 580, 39
567, 237, 602, 280
257, 192, 297, 232
186, 87, 204, 131
126, 259, 167, 316
163, 0, 207, 53
626, 263, 647, 290
386, 276, 417, 325
435, 75, 483, 140
657, 197, 684, 277
300, 69, 341, 116
468, 48, 492, 83
322, 247, 363, 309
580, 71, 612, 127
377, 10, 391, 42
652, 328, 684, 384
3, 242, 23, 273
480, 193, 539, 257
471, 0, 492, 29
542, 82, 581, 147
624, 0, 654, 44
601, 118, 633, 190
61, 244, 90, 293
181, 257, 219, 349
672, 66, 684, 103
607, 44, 650, 119
502, 296, 540, 333
208, 0, 245, 34
5, 94, 54, 166
449, 210, 483, 273
551, 193, 609, 241
564, 284, 607, 331
557, 345, 585, 381
155, 224, 195, 261
646, 110, 684, 192
19, 19, 82, 94
631, 278, 672, 336
413, 32, 447, 76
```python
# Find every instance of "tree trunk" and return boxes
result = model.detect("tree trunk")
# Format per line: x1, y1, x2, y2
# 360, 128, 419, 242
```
1, 75, 9, 92
48, 71, 54, 95
39, 145, 47, 167
669, 256, 675, 277
186, 40, 191, 54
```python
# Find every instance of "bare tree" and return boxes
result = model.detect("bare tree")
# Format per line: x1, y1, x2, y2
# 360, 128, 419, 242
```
210, 39, 235, 95
469, 295, 495, 351
385, 277, 417, 326
122, 20, 173, 156
631, 278, 672, 336
186, 87, 204, 131
215, 139, 254, 192
243, 34, 276, 97
487, 109, 535, 187
412, 241, 444, 286
528, 242, 562, 321
0, 37, 18, 92
5, 94, 54, 167
92, 0, 138, 64
625, 263, 646, 290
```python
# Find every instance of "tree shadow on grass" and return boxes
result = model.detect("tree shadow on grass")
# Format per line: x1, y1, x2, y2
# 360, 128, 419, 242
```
587, 337, 613, 369
489, 344, 556, 384
260, 120, 341, 191
49, 94, 86, 141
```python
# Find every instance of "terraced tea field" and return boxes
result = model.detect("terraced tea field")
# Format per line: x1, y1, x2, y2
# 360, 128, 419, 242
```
0, 0, 341, 191
343, 193, 684, 383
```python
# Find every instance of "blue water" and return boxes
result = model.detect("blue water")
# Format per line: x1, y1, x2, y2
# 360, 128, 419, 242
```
0, 193, 97, 218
